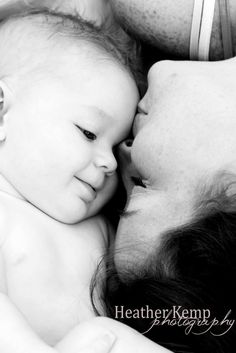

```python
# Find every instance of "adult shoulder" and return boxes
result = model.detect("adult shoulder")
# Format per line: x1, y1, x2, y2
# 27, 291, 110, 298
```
57, 316, 174, 353
110, 0, 236, 60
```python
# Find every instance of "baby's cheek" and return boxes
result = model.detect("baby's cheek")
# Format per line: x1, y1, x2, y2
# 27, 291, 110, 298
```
94, 174, 119, 213
104, 173, 119, 201
87, 175, 119, 218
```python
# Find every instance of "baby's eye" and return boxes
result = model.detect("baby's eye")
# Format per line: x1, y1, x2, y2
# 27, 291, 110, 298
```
77, 126, 97, 141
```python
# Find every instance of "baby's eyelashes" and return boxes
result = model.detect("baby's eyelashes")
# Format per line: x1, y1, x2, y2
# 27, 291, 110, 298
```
76, 125, 97, 141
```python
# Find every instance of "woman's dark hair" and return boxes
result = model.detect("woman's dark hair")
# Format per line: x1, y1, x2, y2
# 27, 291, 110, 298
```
91, 171, 236, 353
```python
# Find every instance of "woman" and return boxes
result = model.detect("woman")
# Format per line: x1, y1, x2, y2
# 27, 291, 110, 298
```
1, 1, 235, 353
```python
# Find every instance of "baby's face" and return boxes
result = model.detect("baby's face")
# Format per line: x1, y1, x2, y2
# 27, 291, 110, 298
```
2, 50, 138, 223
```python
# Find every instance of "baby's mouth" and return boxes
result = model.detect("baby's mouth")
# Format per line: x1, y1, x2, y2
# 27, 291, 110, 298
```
75, 177, 97, 202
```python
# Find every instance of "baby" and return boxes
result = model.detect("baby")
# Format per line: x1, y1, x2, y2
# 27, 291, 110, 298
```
0, 10, 138, 352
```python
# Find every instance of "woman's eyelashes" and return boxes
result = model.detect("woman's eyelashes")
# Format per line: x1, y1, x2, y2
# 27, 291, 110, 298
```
76, 125, 97, 141
131, 176, 147, 188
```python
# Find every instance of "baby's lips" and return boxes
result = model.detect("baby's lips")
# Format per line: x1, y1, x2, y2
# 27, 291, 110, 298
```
91, 178, 106, 191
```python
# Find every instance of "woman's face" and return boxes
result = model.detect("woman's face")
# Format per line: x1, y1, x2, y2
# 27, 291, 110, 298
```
115, 58, 236, 272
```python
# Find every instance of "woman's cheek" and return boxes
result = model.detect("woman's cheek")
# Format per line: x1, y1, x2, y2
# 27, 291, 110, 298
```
132, 133, 152, 178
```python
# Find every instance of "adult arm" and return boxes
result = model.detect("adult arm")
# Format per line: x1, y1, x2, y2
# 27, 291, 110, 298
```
0, 0, 113, 25
56, 317, 173, 353
0, 292, 116, 353
110, 0, 236, 60
0, 0, 28, 18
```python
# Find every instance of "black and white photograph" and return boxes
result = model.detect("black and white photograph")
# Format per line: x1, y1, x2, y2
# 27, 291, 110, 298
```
0, 1, 235, 352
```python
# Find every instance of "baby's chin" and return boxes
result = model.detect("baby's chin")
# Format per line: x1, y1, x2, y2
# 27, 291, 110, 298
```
32, 178, 118, 225
42, 197, 107, 225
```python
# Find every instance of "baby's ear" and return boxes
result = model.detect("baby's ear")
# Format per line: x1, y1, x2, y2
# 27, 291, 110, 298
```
0, 80, 12, 114
0, 80, 12, 142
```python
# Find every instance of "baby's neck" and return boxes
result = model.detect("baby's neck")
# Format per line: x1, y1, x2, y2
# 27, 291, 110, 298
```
0, 174, 25, 201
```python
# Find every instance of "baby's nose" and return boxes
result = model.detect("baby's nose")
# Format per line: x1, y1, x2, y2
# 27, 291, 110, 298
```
118, 139, 133, 163
106, 154, 117, 175
95, 150, 117, 175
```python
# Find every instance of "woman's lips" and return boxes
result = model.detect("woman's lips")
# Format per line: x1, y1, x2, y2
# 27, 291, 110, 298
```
75, 177, 96, 202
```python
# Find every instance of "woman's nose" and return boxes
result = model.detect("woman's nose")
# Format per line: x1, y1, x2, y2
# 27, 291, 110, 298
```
118, 139, 133, 163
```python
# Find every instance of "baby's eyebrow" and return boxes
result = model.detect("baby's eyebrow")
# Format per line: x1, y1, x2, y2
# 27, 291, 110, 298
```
86, 105, 113, 122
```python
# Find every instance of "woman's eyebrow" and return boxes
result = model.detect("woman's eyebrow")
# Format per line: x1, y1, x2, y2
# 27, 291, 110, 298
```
120, 209, 140, 219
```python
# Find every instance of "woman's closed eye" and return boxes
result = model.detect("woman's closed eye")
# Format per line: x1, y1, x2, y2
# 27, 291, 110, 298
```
131, 176, 147, 188
137, 103, 148, 115
76, 125, 97, 141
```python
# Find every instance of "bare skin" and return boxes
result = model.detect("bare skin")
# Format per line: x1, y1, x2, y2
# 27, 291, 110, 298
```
2, 0, 236, 59
0, 190, 108, 347
110, 0, 236, 60
1, 1, 231, 353
0, 0, 113, 25
56, 317, 172, 353
0, 191, 173, 353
